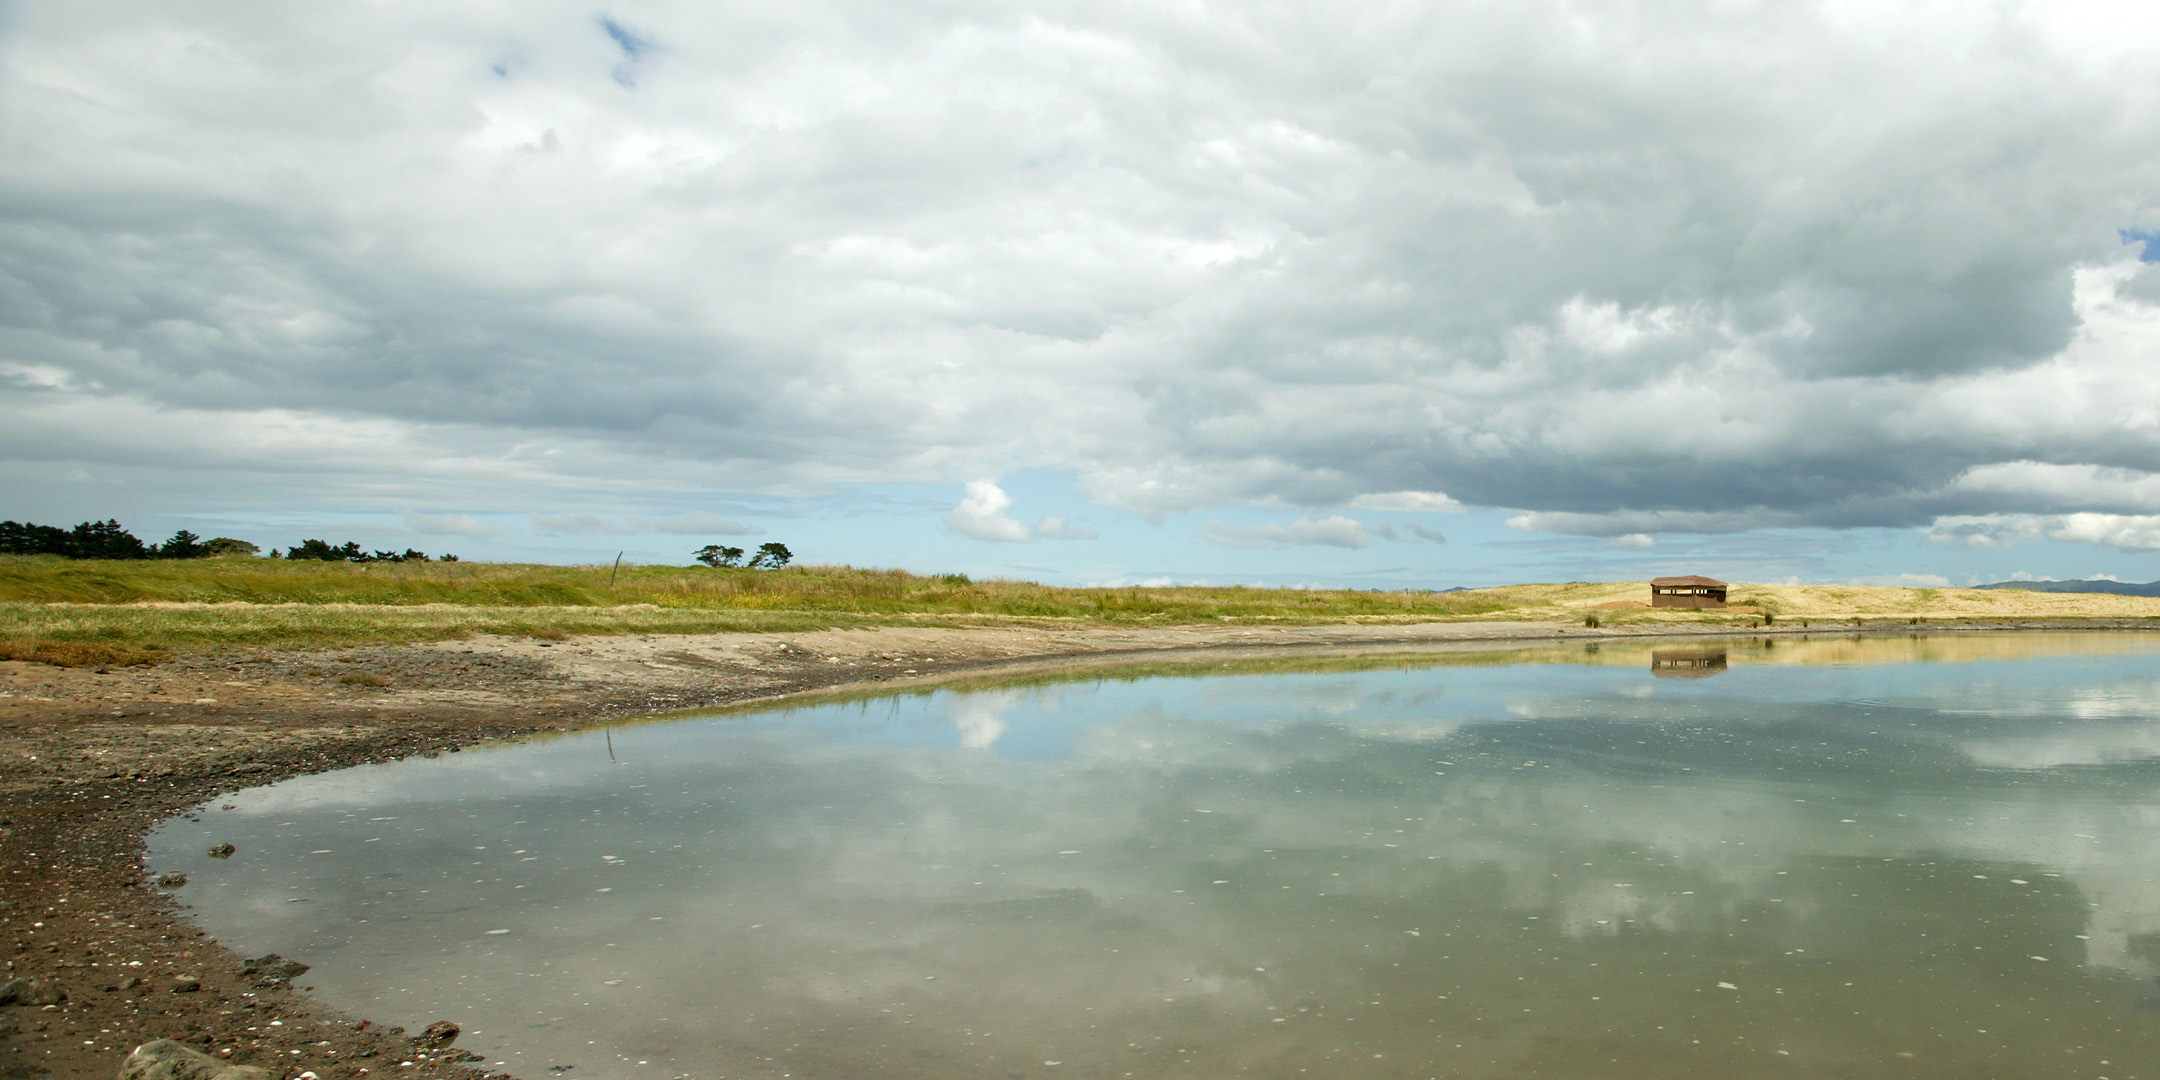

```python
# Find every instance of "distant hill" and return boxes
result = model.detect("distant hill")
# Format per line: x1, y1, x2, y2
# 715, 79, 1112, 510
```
1974, 578, 2160, 597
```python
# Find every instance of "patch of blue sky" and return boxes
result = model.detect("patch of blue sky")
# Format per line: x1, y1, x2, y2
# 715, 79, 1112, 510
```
597, 16, 652, 58
100, 468, 2160, 589
596, 15, 654, 86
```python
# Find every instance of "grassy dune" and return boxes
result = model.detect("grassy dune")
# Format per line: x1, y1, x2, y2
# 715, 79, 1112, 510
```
0, 555, 2153, 664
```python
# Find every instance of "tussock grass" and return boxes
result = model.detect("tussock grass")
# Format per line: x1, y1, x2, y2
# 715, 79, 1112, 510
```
0, 638, 167, 668
1, 555, 2154, 666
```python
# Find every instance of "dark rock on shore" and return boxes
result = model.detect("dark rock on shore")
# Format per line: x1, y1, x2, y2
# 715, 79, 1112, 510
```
118, 1039, 273, 1080
414, 1020, 460, 1048
0, 978, 65, 1007
241, 954, 308, 984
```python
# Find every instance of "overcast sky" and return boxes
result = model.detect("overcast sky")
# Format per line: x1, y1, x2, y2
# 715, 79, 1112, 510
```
6, 0, 2160, 587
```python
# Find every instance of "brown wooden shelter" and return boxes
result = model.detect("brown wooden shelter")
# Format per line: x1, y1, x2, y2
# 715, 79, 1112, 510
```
1650, 575, 1727, 609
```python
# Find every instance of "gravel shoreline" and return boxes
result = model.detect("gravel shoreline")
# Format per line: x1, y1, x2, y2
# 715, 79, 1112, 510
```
5, 618, 2148, 1080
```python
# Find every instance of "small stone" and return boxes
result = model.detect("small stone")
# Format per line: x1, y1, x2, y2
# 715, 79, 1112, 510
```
170, 978, 202, 994
241, 954, 309, 983
412, 1020, 460, 1048
0, 976, 66, 1006
207, 844, 235, 859
156, 872, 188, 889
119, 1038, 274, 1080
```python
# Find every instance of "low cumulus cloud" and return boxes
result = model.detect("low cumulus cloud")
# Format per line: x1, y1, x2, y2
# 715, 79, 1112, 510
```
1349, 492, 1465, 514
6, 1, 2160, 551
944, 481, 1097, 542
1201, 515, 1371, 550
1929, 513, 2160, 552
1033, 516, 1098, 541
529, 511, 755, 536
1847, 573, 1954, 588
529, 513, 634, 537
401, 510, 497, 538
1366, 522, 1446, 543
630, 511, 756, 535
946, 480, 1032, 543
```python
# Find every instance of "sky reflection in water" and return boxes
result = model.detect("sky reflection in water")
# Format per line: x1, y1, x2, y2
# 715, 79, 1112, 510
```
151, 634, 2160, 1079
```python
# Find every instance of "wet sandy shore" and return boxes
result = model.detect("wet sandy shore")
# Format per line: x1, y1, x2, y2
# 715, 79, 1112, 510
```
4, 617, 2146, 1080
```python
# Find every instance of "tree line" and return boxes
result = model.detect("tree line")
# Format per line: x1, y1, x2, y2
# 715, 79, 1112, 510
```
279, 540, 453, 563
4, 517, 783, 569
0, 519, 452, 563
0, 519, 257, 560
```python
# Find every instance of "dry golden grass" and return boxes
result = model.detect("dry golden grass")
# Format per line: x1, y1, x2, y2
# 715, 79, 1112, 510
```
1516, 580, 2160, 623
0, 639, 168, 668
0, 555, 2152, 665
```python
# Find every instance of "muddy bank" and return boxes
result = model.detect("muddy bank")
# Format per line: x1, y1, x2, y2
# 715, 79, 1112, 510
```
3, 617, 2147, 1080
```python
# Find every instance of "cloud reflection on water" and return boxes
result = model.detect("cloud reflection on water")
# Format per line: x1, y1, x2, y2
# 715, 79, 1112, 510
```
154, 633, 2160, 1079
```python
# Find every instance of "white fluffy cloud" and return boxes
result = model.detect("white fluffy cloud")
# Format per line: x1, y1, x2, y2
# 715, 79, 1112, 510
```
1930, 512, 2160, 552
6, 0, 2160, 547
945, 480, 1031, 543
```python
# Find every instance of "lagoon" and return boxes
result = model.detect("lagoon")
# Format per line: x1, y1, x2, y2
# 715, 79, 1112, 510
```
151, 634, 2160, 1079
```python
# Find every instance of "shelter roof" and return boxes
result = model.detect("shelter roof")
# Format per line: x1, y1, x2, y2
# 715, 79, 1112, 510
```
1650, 575, 1727, 587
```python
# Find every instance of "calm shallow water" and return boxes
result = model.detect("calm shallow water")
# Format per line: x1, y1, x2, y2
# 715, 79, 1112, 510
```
152, 634, 2160, 1080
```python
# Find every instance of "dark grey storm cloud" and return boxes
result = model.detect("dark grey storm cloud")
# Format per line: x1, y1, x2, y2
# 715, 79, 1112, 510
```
4, 0, 2160, 543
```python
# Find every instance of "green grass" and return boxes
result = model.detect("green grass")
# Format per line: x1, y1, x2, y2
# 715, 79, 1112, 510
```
0, 555, 1503, 616
0, 556, 1520, 659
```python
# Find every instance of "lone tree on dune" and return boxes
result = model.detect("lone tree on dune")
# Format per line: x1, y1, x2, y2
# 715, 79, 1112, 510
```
695, 544, 745, 567
749, 542, 792, 569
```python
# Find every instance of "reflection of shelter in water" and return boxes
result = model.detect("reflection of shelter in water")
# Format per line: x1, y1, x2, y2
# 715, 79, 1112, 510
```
1651, 647, 1729, 678
1650, 575, 1728, 608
